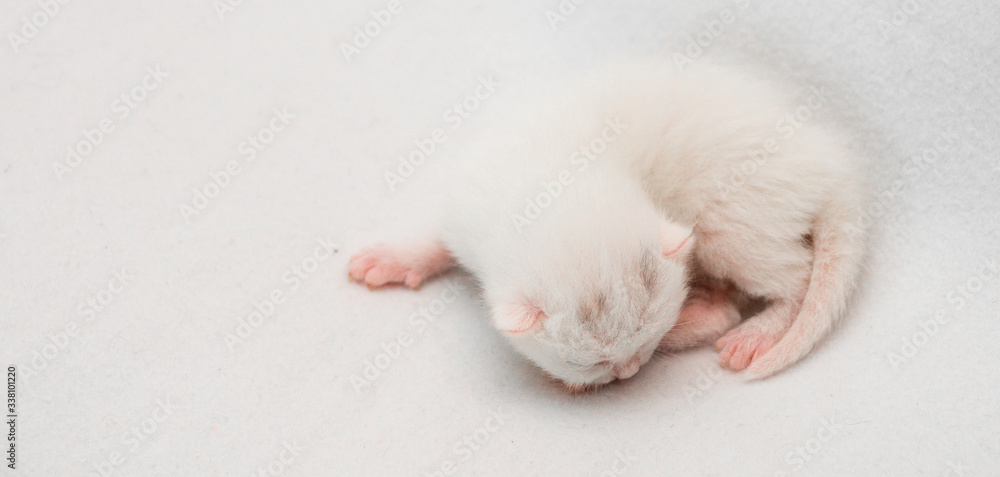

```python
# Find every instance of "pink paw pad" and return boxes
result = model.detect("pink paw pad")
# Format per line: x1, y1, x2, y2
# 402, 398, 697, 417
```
348, 243, 453, 290
680, 300, 731, 326
660, 287, 740, 349
714, 325, 785, 371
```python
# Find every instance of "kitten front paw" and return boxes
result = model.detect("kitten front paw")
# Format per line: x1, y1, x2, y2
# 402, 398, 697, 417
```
348, 242, 454, 289
660, 283, 741, 350
660, 299, 740, 349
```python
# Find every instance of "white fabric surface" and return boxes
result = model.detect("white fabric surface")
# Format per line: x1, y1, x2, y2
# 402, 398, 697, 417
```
1, 0, 998, 475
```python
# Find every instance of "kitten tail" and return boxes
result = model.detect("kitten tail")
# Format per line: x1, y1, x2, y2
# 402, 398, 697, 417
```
743, 182, 868, 379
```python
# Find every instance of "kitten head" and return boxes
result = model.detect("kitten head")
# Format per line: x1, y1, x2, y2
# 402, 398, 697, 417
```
490, 221, 693, 392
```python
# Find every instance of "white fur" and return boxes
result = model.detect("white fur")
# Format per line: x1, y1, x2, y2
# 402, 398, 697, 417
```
441, 151, 692, 387
361, 60, 867, 388
598, 63, 867, 379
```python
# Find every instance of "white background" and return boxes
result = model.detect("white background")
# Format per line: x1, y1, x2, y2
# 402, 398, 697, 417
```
1, 0, 998, 476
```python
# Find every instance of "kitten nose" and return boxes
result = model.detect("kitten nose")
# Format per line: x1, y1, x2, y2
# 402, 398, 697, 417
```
614, 355, 641, 380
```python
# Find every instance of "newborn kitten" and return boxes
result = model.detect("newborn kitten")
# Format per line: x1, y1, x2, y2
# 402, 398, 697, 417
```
349, 61, 866, 391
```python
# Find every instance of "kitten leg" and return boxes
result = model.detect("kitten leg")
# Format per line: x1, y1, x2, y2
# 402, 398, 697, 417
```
660, 281, 741, 350
348, 240, 455, 289
715, 298, 799, 371
693, 214, 813, 373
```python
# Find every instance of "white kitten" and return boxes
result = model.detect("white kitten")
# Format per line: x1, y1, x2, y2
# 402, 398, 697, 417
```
349, 61, 866, 390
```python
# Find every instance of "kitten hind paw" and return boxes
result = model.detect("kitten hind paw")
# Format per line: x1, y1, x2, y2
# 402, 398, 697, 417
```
714, 323, 785, 371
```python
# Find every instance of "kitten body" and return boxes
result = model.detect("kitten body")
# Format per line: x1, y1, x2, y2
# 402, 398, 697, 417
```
350, 61, 866, 388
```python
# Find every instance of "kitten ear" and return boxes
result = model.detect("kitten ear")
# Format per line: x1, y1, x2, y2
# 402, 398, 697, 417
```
493, 298, 546, 333
660, 221, 695, 263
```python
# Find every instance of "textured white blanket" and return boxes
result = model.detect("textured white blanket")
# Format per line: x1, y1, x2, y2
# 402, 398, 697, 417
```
1, 0, 997, 475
